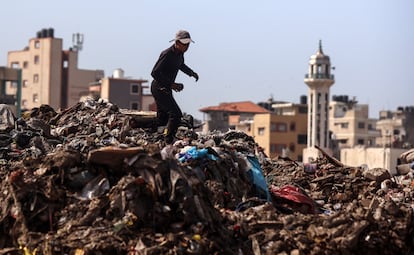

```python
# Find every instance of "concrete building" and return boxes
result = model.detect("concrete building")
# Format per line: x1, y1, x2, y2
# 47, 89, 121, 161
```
199, 101, 269, 134
340, 147, 406, 176
199, 99, 307, 160
251, 102, 308, 161
89, 69, 155, 111
333, 105, 412, 174
376, 107, 414, 148
329, 95, 381, 157
6, 28, 104, 111
0, 67, 21, 115
303, 41, 335, 163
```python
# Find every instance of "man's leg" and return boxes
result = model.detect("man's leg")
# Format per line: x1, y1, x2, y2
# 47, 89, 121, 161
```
163, 97, 182, 144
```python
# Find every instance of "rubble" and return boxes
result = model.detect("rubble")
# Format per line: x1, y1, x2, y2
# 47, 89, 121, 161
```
0, 100, 414, 255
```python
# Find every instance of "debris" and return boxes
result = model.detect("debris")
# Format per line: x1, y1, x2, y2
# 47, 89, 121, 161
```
0, 98, 414, 254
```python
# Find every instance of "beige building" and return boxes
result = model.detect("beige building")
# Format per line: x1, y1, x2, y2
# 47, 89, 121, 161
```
199, 100, 307, 161
89, 69, 155, 111
199, 101, 269, 134
376, 107, 414, 148
329, 95, 380, 149
6, 28, 104, 112
250, 102, 308, 161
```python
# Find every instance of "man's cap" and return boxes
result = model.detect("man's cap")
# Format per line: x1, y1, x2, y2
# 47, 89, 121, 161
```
170, 30, 194, 44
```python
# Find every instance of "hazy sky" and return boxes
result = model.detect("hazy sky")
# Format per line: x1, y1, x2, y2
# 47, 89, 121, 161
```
1, 0, 412, 120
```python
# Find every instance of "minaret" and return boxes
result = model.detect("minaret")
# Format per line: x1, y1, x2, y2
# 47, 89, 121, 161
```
303, 40, 335, 163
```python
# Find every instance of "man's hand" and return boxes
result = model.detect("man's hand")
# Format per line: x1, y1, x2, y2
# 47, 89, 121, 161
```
192, 72, 199, 82
171, 83, 184, 92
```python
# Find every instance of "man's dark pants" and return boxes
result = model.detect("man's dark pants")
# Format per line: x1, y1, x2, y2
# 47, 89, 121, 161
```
151, 80, 182, 144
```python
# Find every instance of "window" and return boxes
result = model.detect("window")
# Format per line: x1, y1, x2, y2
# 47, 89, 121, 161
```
258, 127, 265, 135
290, 122, 296, 131
270, 144, 285, 154
34, 55, 39, 64
297, 134, 307, 144
33, 74, 39, 83
130, 83, 140, 95
11, 62, 19, 68
298, 106, 307, 114
357, 139, 364, 145
271, 122, 287, 132
23, 80, 29, 87
130, 101, 139, 110
9, 81, 18, 88
34, 40, 40, 48
340, 123, 349, 129
33, 93, 39, 103
22, 100, 28, 107
23, 61, 29, 68
289, 143, 296, 152
358, 122, 365, 129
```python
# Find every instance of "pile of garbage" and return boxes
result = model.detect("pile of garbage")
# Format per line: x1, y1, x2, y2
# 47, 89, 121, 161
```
0, 99, 414, 255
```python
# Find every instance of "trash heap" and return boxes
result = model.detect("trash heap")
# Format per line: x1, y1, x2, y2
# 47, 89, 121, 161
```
0, 99, 414, 255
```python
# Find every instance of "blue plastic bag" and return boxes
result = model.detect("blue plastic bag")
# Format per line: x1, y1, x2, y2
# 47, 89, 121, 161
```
246, 155, 271, 201
178, 146, 218, 163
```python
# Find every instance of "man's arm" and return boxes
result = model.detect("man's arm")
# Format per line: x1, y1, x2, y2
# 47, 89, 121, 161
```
180, 63, 199, 81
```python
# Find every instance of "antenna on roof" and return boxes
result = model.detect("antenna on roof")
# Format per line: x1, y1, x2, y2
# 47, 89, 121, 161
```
72, 33, 84, 52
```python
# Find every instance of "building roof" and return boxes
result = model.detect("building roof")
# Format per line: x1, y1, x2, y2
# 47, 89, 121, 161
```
199, 101, 269, 114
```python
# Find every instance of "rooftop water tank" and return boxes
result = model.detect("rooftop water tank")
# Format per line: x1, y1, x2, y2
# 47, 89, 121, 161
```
113, 68, 124, 78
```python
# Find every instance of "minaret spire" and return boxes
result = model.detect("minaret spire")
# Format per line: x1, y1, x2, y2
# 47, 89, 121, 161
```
318, 40, 324, 55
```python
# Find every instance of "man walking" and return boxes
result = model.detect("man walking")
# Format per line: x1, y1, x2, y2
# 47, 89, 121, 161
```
150, 30, 199, 145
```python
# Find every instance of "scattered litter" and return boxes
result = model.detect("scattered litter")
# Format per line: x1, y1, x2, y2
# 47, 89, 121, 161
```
0, 98, 414, 254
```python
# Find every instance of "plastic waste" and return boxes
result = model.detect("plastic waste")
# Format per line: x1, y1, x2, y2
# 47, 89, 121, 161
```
0, 104, 16, 131
246, 155, 271, 201
270, 184, 318, 214
304, 163, 317, 173
178, 146, 218, 163
79, 175, 110, 200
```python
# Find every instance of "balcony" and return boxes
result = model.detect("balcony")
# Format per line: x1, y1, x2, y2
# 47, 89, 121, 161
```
304, 73, 335, 80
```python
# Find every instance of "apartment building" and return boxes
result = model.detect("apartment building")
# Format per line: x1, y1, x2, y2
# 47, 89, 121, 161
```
89, 69, 155, 111
251, 102, 308, 161
6, 28, 104, 112
329, 95, 380, 149
375, 106, 414, 148
199, 99, 307, 160
199, 101, 269, 134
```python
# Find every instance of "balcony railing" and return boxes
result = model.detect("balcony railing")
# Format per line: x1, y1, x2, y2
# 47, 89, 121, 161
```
304, 73, 335, 80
